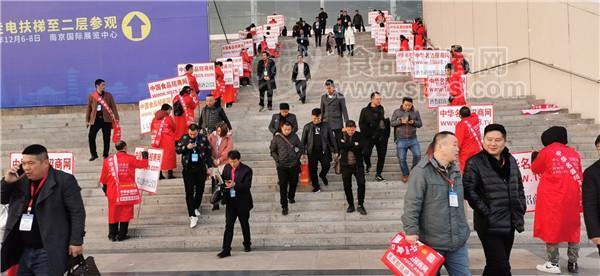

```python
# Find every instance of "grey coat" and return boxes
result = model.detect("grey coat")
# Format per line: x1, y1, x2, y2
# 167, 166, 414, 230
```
270, 133, 303, 168
1, 168, 86, 276
401, 158, 470, 252
320, 92, 349, 130
390, 107, 422, 141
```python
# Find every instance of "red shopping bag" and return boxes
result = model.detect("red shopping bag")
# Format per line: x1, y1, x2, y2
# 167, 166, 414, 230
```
380, 232, 445, 276
299, 155, 310, 187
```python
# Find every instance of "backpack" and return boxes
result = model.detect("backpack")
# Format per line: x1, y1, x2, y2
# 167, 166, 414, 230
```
173, 100, 184, 116
463, 59, 470, 74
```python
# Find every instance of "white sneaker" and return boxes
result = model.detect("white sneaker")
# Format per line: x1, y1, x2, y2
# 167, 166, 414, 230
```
536, 262, 561, 274
195, 208, 201, 216
189, 216, 198, 228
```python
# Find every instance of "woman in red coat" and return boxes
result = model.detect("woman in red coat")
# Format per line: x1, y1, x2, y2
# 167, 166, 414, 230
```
446, 63, 466, 106
100, 141, 149, 241
455, 107, 483, 173
532, 126, 582, 274
173, 86, 199, 140
212, 61, 225, 107
413, 18, 426, 50
400, 35, 410, 51
151, 104, 177, 179
208, 122, 234, 210
222, 58, 238, 108
240, 48, 253, 86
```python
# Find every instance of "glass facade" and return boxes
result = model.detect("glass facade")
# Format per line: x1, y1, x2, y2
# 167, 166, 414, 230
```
208, 0, 422, 35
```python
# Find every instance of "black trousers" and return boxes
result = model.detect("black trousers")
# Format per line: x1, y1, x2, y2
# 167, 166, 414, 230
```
88, 120, 112, 157
335, 38, 345, 55
277, 166, 299, 209
364, 138, 387, 175
183, 167, 207, 217
314, 34, 322, 47
341, 165, 366, 206
308, 153, 330, 189
332, 129, 343, 147
222, 202, 251, 252
258, 82, 274, 108
295, 80, 307, 102
477, 230, 515, 276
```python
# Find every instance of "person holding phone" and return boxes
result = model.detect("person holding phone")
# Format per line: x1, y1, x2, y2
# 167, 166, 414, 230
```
176, 124, 214, 228
1, 144, 86, 275
390, 97, 423, 183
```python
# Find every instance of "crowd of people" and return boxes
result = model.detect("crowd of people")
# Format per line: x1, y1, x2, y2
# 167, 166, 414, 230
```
2, 7, 600, 275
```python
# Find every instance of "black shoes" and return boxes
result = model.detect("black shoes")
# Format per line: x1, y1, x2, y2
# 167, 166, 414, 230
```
282, 208, 289, 216
167, 170, 176, 179
312, 188, 321, 193
289, 199, 296, 204
375, 175, 385, 182
365, 166, 371, 174
217, 251, 231, 258
159, 172, 166, 180
89, 156, 98, 161
347, 206, 355, 213
357, 205, 367, 215
320, 175, 328, 186
244, 246, 252, 252
568, 262, 578, 273
117, 235, 130, 241
212, 204, 220, 211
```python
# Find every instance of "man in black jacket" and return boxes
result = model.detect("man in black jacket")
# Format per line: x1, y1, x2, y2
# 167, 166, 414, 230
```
268, 103, 298, 135
270, 122, 303, 215
199, 96, 232, 134
1, 144, 86, 276
463, 124, 526, 275
256, 51, 277, 112
353, 10, 365, 32
217, 150, 253, 258
339, 121, 367, 215
291, 55, 311, 103
583, 135, 600, 256
318, 8, 328, 35
359, 92, 389, 181
176, 124, 214, 228
312, 17, 323, 47
301, 108, 338, 193
296, 30, 309, 57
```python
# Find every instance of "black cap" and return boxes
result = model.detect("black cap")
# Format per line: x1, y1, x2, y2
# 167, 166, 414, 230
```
189, 123, 199, 131
484, 123, 507, 138
541, 126, 568, 146
280, 103, 290, 110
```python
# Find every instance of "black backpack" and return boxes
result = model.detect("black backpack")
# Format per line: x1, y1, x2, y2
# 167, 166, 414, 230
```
173, 100, 184, 116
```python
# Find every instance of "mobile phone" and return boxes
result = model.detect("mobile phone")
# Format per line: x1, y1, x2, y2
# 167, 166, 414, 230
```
15, 164, 24, 177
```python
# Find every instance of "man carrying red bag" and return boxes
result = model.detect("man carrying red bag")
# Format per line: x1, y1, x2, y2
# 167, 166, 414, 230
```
99, 141, 149, 242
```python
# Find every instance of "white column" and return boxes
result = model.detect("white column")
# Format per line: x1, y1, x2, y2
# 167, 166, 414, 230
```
390, 0, 396, 19
251, 0, 257, 24
320, 0, 325, 9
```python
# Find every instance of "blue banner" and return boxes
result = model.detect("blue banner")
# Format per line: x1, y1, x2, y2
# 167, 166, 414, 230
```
1, 1, 210, 108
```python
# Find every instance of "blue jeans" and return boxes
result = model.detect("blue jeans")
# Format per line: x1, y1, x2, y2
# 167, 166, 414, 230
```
395, 138, 422, 176
18, 248, 50, 276
436, 244, 471, 276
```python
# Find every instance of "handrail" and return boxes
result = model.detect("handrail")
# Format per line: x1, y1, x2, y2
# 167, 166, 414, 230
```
471, 57, 600, 84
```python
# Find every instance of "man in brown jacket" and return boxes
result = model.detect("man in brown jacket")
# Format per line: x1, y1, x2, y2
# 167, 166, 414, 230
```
86, 79, 119, 161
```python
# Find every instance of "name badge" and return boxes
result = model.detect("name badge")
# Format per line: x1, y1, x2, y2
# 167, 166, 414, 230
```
191, 153, 199, 162
230, 188, 236, 198
96, 104, 102, 111
294, 147, 300, 153
354, 142, 359, 146
263, 70, 268, 76
19, 214, 34, 231
449, 191, 459, 207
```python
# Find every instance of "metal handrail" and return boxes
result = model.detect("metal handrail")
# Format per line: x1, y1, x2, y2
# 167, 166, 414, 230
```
471, 57, 600, 84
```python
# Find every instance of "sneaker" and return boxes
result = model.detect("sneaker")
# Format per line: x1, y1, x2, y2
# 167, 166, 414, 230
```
346, 206, 355, 213
259, 106, 265, 112
536, 262, 561, 274
357, 205, 367, 215
375, 175, 385, 182
194, 208, 201, 216
282, 208, 289, 216
568, 262, 578, 273
217, 251, 231, 258
189, 216, 199, 228
312, 188, 321, 193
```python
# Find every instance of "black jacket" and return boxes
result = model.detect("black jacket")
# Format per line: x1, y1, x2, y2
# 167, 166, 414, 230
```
583, 159, 600, 239
313, 21, 323, 34
176, 133, 214, 170
1, 168, 86, 276
296, 36, 309, 47
358, 103, 390, 142
318, 11, 328, 22
463, 149, 527, 235
339, 131, 365, 167
353, 14, 364, 27
301, 121, 338, 160
256, 58, 277, 90
270, 133, 303, 168
268, 113, 298, 135
292, 62, 311, 82
222, 162, 253, 210
199, 105, 232, 132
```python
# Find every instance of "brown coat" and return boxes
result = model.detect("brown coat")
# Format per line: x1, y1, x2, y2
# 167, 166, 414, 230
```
86, 91, 119, 124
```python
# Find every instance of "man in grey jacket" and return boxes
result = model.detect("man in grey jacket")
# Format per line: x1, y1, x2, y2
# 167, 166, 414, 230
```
320, 79, 349, 142
401, 132, 471, 276
390, 97, 422, 182
270, 122, 303, 215
199, 96, 233, 134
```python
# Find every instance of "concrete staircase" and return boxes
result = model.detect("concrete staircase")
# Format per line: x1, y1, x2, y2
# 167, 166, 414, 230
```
1, 32, 598, 254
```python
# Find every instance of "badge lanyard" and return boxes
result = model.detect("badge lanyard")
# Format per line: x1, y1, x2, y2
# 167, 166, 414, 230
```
27, 175, 48, 214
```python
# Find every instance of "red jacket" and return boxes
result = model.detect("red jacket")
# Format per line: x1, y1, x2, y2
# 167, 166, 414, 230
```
208, 131, 234, 167
185, 72, 199, 93
455, 114, 482, 172
241, 50, 253, 78
414, 25, 426, 50
212, 66, 225, 99
150, 110, 177, 170
532, 142, 583, 243
452, 52, 465, 75
400, 39, 410, 51
173, 92, 198, 139
448, 73, 466, 106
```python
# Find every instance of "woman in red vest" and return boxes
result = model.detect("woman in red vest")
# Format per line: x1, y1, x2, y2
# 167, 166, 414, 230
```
151, 104, 177, 179
99, 141, 149, 241
400, 35, 410, 51
173, 86, 199, 140
446, 63, 466, 106
222, 59, 238, 108
212, 61, 225, 107
240, 48, 253, 86
413, 18, 426, 50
